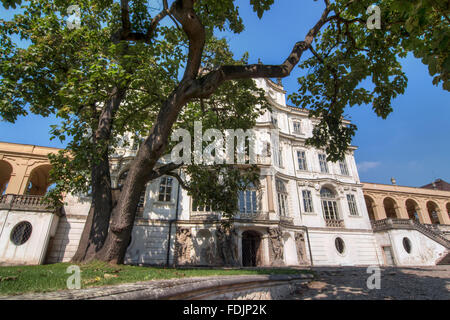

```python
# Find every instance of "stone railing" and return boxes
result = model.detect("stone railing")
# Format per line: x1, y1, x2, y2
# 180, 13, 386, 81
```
325, 219, 345, 228
0, 194, 54, 212
280, 215, 294, 224
237, 211, 270, 221
371, 218, 450, 249
190, 212, 220, 221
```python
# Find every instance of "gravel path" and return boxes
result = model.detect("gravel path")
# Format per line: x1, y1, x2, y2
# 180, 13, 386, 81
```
292, 265, 450, 300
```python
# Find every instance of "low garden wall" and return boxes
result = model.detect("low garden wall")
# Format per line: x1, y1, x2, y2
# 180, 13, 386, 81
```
1, 274, 313, 300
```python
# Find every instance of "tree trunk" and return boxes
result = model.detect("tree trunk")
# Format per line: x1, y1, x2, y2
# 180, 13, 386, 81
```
71, 87, 126, 262
71, 148, 113, 262
94, 81, 192, 264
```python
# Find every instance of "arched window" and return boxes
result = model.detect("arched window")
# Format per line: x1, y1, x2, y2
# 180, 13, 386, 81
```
321, 187, 339, 220
276, 179, 288, 217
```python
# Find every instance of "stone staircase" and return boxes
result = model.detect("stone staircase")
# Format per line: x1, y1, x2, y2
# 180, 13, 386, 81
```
436, 251, 450, 265
371, 219, 450, 265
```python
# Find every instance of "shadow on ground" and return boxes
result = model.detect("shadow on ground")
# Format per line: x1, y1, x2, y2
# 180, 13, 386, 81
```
291, 265, 450, 300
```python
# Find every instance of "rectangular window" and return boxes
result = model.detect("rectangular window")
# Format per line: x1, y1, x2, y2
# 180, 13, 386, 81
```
276, 179, 288, 217
297, 151, 308, 171
318, 154, 329, 173
339, 160, 349, 176
238, 190, 258, 214
302, 190, 314, 213
347, 194, 359, 216
158, 177, 173, 202
278, 193, 288, 216
322, 200, 339, 220
293, 121, 302, 134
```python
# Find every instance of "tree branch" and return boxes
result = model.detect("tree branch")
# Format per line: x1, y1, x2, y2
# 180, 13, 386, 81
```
166, 171, 191, 191
172, 0, 206, 80
187, 3, 332, 98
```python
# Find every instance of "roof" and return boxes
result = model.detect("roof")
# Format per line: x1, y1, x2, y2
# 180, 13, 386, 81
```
421, 179, 450, 191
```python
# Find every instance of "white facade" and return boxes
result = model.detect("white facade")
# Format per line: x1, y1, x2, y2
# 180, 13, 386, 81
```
113, 78, 383, 267
2, 78, 448, 267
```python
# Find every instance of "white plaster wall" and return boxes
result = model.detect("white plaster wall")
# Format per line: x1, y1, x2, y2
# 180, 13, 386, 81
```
124, 223, 174, 265
0, 210, 56, 265
376, 229, 447, 266
283, 232, 299, 266
63, 193, 91, 217
308, 230, 381, 266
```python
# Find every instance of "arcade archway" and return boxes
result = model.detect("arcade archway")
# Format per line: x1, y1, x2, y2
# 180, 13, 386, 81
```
0, 160, 13, 195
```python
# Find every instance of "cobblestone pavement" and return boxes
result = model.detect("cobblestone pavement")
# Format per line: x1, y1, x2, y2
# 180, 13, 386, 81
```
291, 265, 450, 300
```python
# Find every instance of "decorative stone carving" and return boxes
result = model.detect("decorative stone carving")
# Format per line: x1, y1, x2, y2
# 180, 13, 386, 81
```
195, 229, 215, 265
268, 227, 284, 266
294, 232, 308, 265
175, 227, 194, 265
215, 226, 239, 266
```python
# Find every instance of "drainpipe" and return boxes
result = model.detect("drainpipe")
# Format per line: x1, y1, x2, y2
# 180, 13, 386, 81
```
166, 169, 181, 267
304, 226, 314, 266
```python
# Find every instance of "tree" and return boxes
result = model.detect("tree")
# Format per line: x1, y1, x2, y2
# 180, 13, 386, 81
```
0, 0, 448, 264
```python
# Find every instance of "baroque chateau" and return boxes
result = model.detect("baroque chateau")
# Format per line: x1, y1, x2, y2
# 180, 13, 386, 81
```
1, 78, 449, 267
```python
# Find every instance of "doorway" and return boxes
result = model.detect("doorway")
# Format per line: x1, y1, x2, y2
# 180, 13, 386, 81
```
242, 231, 262, 267
382, 246, 395, 266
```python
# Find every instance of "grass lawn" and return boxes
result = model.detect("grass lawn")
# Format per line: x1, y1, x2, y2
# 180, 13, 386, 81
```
0, 261, 312, 296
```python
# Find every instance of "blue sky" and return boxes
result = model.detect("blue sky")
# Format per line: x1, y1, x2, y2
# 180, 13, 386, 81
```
0, 1, 449, 187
